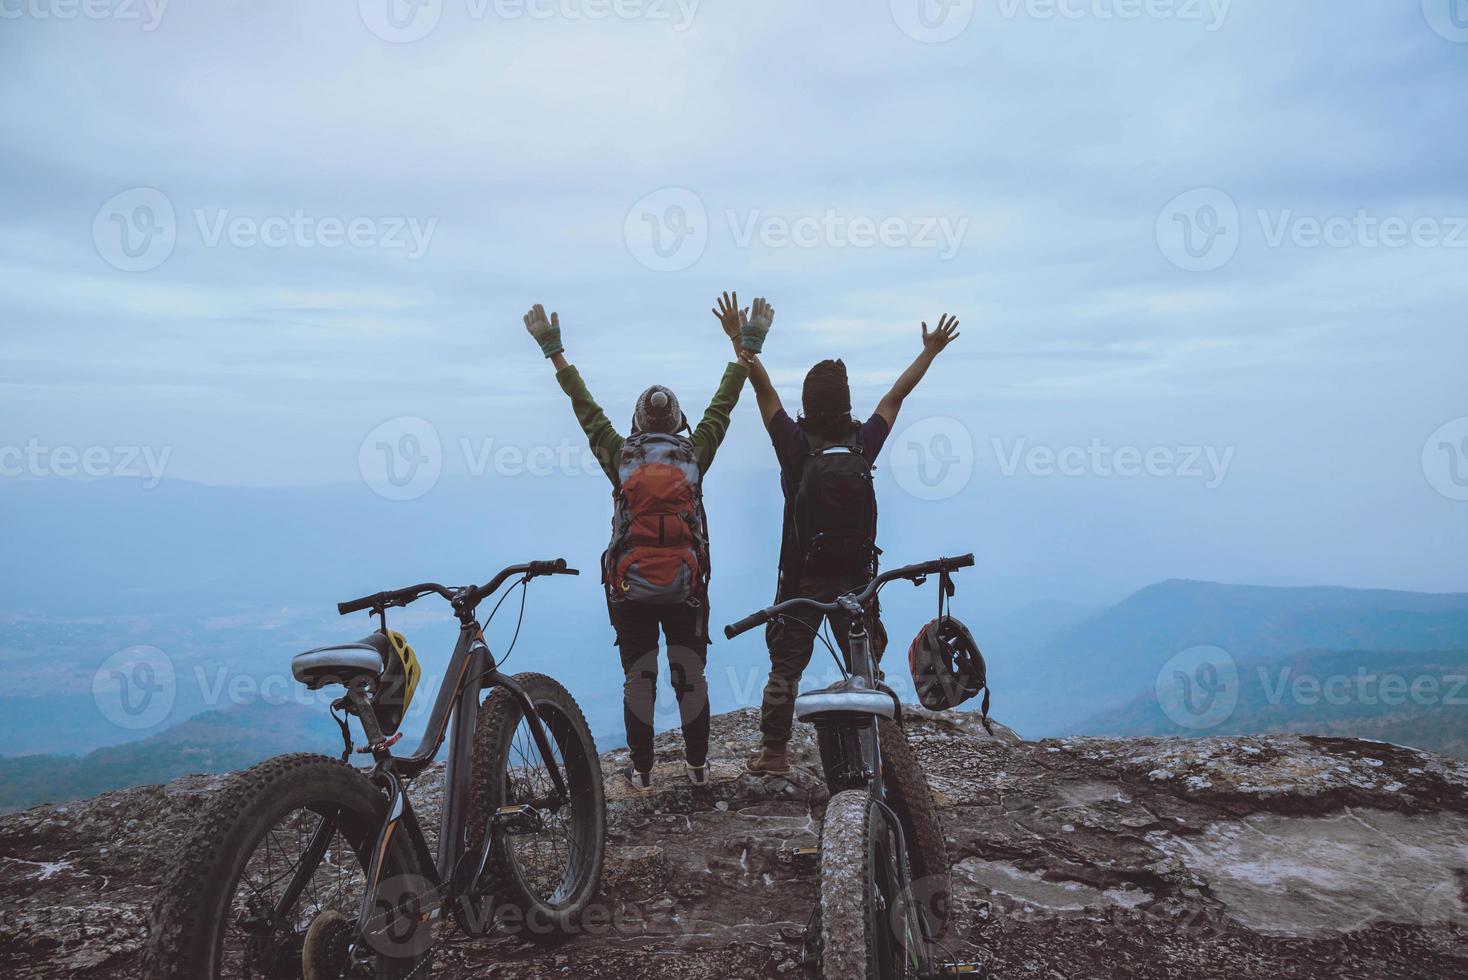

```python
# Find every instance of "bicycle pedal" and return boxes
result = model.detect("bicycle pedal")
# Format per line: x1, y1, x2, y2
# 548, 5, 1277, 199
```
493, 804, 541, 834
935, 963, 986, 976
783, 845, 820, 869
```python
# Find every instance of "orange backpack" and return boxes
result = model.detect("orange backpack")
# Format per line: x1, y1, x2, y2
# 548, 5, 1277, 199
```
604, 432, 709, 604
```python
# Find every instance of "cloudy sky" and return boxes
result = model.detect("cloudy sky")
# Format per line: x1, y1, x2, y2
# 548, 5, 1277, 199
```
2, 0, 1466, 593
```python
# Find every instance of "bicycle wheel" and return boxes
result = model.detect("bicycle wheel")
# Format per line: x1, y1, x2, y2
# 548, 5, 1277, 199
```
464, 672, 606, 945
879, 717, 952, 936
142, 753, 432, 980
818, 790, 923, 980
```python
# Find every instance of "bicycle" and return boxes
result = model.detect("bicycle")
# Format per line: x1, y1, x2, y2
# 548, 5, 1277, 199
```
725, 553, 985, 980
142, 558, 607, 980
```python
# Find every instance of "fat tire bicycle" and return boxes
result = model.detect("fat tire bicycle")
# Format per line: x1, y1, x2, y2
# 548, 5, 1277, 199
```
142, 558, 606, 979
726, 553, 985, 980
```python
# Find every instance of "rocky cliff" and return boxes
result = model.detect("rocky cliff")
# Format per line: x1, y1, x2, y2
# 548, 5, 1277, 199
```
3, 707, 1466, 979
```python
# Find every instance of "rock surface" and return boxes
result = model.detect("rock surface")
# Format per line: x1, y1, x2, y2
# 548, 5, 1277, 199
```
2, 707, 1466, 979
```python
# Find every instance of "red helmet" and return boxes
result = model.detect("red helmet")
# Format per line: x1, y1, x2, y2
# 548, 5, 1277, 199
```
907, 615, 990, 723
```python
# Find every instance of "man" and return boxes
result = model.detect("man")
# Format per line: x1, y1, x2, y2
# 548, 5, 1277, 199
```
523, 301, 766, 791
719, 298, 961, 776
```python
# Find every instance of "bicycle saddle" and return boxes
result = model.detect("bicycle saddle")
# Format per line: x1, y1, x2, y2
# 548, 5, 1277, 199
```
794, 676, 898, 723
292, 633, 392, 690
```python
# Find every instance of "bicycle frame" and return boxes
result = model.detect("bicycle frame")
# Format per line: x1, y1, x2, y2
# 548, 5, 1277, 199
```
737, 556, 978, 979
278, 575, 574, 970
803, 613, 933, 978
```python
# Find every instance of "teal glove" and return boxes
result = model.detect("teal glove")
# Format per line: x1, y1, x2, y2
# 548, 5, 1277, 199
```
523, 304, 563, 358
741, 296, 773, 353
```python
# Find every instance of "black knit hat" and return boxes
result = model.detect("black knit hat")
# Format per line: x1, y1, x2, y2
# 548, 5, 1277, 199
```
802, 359, 852, 418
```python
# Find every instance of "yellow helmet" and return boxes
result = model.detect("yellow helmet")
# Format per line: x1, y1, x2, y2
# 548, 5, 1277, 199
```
374, 630, 422, 736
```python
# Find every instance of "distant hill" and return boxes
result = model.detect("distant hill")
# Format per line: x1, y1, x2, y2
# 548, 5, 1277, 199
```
1003, 580, 1468, 737
0, 700, 343, 812
1079, 648, 1468, 758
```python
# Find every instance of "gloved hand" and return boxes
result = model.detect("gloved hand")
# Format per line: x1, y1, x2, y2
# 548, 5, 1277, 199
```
742, 297, 773, 353
523, 304, 564, 358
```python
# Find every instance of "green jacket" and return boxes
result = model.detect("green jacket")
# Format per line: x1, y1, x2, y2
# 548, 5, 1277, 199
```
556, 362, 750, 486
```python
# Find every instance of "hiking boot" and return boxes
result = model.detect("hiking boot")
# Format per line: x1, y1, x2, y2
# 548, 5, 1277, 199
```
685, 761, 710, 787
745, 744, 792, 777
621, 766, 654, 793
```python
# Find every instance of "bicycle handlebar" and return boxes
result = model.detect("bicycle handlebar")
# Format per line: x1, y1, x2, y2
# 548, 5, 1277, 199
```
722, 553, 974, 640
725, 609, 772, 638
337, 558, 579, 617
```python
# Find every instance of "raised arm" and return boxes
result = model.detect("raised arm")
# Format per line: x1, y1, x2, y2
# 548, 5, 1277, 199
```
874, 313, 960, 428
714, 291, 783, 428
523, 303, 621, 482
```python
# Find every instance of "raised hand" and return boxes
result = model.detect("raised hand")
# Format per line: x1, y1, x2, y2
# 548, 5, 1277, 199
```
742, 297, 774, 354
712, 290, 744, 343
523, 303, 564, 358
921, 313, 960, 356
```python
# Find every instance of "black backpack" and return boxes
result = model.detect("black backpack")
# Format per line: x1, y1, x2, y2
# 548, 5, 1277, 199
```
791, 440, 878, 576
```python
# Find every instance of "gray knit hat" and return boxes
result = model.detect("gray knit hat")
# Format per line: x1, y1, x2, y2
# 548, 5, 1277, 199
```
633, 385, 686, 434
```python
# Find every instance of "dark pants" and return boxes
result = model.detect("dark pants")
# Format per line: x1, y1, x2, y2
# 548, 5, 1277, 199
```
759, 569, 888, 747
609, 598, 710, 772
